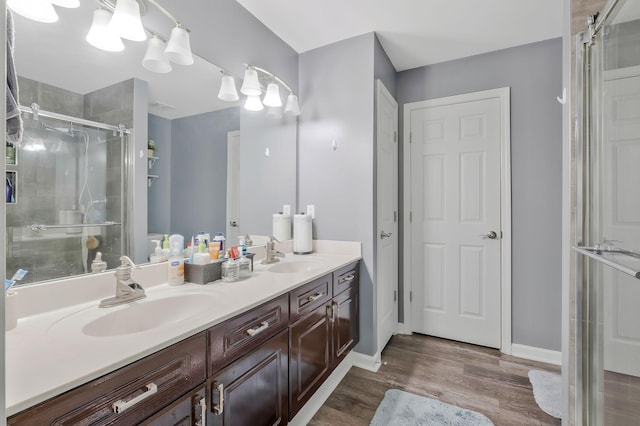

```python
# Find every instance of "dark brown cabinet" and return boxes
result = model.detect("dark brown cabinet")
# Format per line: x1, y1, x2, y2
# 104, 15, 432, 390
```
141, 386, 206, 426
208, 330, 289, 426
8, 261, 360, 426
8, 332, 207, 426
288, 262, 360, 419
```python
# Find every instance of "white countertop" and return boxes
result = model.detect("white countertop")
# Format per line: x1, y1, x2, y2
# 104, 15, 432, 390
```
5, 240, 361, 416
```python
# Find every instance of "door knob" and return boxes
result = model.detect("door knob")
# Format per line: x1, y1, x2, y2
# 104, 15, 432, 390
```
380, 230, 392, 239
481, 231, 498, 239
230, 221, 238, 227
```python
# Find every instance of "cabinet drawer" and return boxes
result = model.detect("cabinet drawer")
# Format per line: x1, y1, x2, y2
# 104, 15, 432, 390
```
8, 332, 207, 426
333, 261, 359, 296
289, 274, 332, 323
208, 293, 289, 375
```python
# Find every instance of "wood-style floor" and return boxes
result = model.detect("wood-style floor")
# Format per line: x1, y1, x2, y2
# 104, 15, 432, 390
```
309, 334, 561, 426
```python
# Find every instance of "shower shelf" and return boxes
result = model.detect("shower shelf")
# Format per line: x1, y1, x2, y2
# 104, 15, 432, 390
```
147, 175, 159, 187
573, 246, 640, 279
148, 156, 159, 169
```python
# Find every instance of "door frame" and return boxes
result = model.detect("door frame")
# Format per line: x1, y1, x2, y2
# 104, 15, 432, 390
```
402, 87, 512, 354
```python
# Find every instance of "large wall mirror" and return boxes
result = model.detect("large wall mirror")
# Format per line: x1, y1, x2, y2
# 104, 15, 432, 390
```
7, 0, 297, 286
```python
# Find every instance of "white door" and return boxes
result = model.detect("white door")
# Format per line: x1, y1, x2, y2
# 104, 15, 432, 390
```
602, 69, 640, 377
409, 89, 507, 349
226, 131, 241, 242
376, 80, 399, 353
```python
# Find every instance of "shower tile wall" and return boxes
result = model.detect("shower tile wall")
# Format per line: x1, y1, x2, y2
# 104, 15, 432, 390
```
84, 79, 134, 270
6, 77, 133, 284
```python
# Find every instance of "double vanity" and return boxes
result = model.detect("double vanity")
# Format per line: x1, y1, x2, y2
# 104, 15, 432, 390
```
6, 241, 361, 425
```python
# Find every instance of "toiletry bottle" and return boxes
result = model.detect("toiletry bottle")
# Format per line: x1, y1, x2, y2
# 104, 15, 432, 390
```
221, 248, 239, 282
214, 232, 226, 253
150, 240, 165, 263
169, 234, 184, 257
91, 252, 107, 273
168, 242, 184, 285
162, 233, 170, 258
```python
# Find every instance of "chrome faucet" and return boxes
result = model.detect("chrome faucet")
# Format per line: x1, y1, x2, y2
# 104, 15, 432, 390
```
99, 255, 146, 308
261, 236, 286, 265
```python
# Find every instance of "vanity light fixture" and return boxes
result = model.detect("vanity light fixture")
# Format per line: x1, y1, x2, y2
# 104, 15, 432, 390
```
142, 35, 172, 73
108, 0, 147, 42
164, 25, 194, 65
8, 0, 59, 23
224, 65, 300, 116
218, 74, 240, 102
86, 9, 125, 52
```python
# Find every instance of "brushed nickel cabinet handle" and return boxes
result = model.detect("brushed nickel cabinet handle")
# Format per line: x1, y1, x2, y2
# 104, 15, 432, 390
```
246, 321, 269, 336
307, 292, 323, 302
112, 383, 158, 413
343, 274, 355, 282
213, 382, 224, 415
195, 397, 207, 426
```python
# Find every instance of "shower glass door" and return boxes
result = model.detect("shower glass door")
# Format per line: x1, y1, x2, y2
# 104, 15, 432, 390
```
6, 113, 129, 284
578, 0, 640, 423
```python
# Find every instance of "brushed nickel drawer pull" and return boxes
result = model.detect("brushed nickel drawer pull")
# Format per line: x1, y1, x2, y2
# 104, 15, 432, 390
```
343, 273, 355, 282
213, 382, 224, 415
112, 383, 158, 413
307, 292, 323, 302
246, 321, 269, 336
196, 397, 207, 426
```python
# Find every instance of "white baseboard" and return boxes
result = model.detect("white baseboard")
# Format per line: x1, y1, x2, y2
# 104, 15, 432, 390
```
351, 350, 381, 372
396, 323, 412, 335
287, 351, 354, 426
511, 343, 562, 366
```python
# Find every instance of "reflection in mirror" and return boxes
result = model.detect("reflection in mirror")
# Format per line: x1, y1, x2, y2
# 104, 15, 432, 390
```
7, 1, 297, 286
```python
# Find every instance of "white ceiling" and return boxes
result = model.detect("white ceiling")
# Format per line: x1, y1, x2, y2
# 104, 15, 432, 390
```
235, 0, 564, 71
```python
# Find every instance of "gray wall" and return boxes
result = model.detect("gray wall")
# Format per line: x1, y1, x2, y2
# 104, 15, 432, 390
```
397, 38, 563, 351
298, 33, 378, 355
148, 114, 172, 234
170, 107, 240, 240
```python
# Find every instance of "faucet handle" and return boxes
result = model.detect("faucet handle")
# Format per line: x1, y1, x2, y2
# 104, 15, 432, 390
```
268, 236, 280, 243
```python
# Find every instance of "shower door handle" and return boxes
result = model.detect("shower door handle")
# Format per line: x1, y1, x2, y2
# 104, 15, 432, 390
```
481, 231, 498, 239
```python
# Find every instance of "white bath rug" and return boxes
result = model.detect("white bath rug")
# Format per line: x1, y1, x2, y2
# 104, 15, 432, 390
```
370, 389, 494, 426
528, 369, 562, 419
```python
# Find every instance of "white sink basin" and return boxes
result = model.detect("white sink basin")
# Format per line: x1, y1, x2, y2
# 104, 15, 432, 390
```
48, 292, 215, 338
269, 259, 323, 274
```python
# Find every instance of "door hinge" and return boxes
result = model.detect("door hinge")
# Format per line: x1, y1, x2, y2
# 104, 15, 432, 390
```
393, 131, 397, 143
410, 291, 413, 302
393, 210, 397, 222
410, 211, 412, 222
409, 132, 412, 144
393, 290, 397, 302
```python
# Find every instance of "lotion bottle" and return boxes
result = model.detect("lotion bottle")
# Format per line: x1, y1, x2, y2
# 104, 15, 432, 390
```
168, 242, 184, 285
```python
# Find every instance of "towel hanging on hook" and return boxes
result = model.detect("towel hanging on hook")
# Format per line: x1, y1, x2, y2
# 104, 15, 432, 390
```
557, 88, 567, 105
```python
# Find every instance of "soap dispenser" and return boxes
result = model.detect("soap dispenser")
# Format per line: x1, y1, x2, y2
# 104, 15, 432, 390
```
91, 252, 107, 273
150, 240, 166, 263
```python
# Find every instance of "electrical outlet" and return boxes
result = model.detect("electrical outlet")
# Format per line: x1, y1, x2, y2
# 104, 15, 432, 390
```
306, 205, 315, 219
283, 205, 291, 215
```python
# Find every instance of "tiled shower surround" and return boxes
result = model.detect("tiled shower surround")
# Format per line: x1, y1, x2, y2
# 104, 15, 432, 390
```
6, 77, 132, 284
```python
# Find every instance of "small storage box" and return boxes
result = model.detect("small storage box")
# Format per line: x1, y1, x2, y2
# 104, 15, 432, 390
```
184, 260, 224, 284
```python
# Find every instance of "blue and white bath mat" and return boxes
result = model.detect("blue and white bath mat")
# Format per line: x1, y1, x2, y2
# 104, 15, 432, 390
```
370, 389, 494, 426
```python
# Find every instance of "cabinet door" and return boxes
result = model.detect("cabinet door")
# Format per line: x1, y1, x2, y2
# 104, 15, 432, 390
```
141, 386, 206, 426
289, 302, 332, 418
209, 330, 288, 426
333, 284, 359, 367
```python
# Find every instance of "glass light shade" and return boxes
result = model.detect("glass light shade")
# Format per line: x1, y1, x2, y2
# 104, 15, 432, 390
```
164, 26, 194, 65
50, 0, 80, 7
240, 68, 261, 96
86, 9, 124, 52
284, 93, 301, 116
218, 75, 239, 102
244, 95, 264, 111
263, 83, 282, 107
142, 36, 172, 73
8, 0, 58, 23
108, 0, 147, 42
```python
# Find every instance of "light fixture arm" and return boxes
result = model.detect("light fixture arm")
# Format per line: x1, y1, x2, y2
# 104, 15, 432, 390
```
146, 0, 189, 31
248, 64, 295, 94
